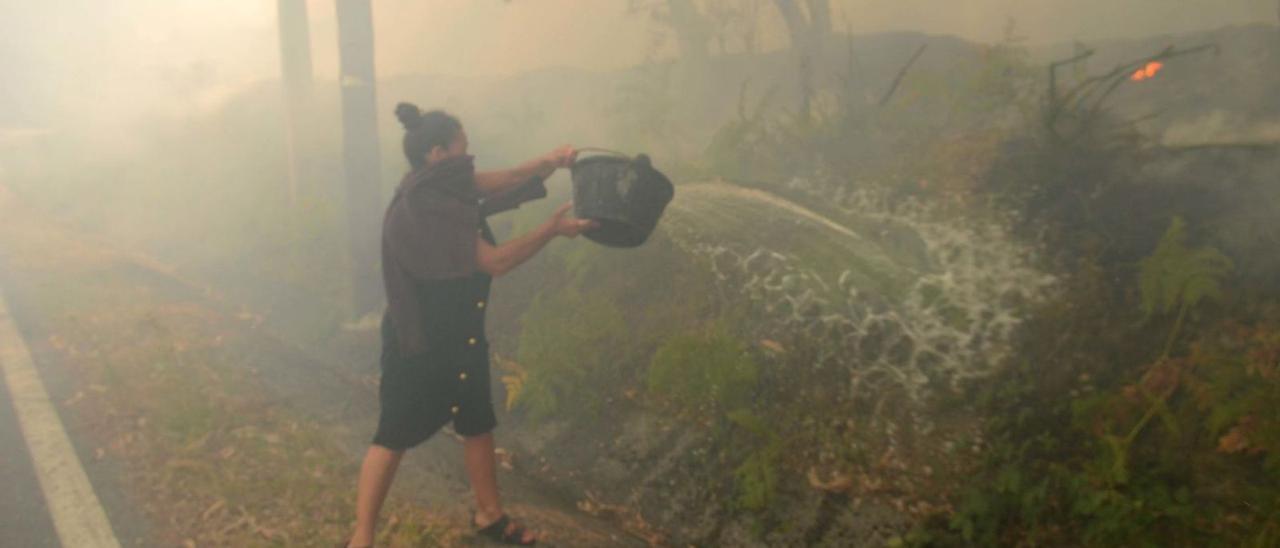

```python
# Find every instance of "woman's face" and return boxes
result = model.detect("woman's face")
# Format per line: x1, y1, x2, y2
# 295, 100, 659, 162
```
426, 128, 469, 166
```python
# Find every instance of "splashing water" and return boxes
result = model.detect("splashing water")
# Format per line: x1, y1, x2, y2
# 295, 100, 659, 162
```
663, 180, 1056, 425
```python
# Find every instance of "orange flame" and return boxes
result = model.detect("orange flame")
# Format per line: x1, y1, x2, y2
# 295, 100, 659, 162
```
1130, 61, 1164, 82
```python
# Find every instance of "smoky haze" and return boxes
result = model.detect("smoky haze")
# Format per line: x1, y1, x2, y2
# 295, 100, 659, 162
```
1, 1, 1278, 546
2, 0, 1275, 138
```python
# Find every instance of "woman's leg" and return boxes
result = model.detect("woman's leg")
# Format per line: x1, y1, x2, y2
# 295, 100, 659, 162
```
348, 444, 405, 547
464, 432, 536, 543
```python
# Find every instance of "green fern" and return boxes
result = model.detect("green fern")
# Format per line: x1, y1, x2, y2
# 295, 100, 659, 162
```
1138, 216, 1232, 318
1138, 216, 1233, 356
1102, 216, 1235, 487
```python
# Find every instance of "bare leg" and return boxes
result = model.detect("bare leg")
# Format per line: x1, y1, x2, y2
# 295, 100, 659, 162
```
348, 444, 405, 547
464, 432, 536, 543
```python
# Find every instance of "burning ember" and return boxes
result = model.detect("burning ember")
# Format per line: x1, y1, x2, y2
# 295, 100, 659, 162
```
1130, 61, 1164, 82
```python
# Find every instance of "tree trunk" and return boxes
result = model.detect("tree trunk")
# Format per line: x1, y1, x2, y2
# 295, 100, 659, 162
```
772, 0, 831, 52
742, 0, 761, 54
771, 0, 830, 120
772, 0, 809, 51
667, 0, 709, 62
805, 0, 831, 41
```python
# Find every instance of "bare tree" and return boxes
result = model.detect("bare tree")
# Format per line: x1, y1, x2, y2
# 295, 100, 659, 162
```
740, 0, 765, 54
702, 0, 737, 55
771, 0, 831, 53
805, 0, 831, 37
628, 0, 711, 62
666, 0, 711, 61
699, 0, 769, 55
514, 0, 830, 58
770, 0, 832, 120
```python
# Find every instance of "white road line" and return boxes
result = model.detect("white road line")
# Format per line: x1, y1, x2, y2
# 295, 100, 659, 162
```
0, 287, 121, 548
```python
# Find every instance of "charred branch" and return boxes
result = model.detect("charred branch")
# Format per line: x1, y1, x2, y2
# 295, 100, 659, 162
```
878, 43, 928, 107
1044, 43, 1219, 143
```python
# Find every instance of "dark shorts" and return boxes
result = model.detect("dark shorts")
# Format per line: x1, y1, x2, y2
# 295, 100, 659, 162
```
372, 334, 497, 450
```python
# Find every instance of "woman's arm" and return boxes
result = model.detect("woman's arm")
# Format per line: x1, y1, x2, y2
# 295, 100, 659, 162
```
476, 202, 595, 277
474, 145, 576, 196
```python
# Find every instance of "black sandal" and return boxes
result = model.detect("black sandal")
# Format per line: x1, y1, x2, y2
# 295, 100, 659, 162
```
474, 513, 538, 545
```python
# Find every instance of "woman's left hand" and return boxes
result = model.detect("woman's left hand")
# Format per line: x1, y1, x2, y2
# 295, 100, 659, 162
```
550, 201, 597, 238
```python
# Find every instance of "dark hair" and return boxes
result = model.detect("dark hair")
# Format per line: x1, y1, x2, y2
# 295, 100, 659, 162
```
394, 102, 461, 170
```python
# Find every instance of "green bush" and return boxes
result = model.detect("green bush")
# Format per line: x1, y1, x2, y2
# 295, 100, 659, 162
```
515, 290, 629, 420
646, 328, 759, 415
728, 410, 783, 513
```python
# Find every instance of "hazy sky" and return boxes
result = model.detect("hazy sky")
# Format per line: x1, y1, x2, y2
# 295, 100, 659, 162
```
1, 0, 1275, 132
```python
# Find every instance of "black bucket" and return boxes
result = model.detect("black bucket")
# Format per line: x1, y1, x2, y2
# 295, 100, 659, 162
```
571, 153, 675, 248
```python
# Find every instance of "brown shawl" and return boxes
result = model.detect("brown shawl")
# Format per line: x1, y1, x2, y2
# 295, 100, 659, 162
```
381, 155, 546, 356
382, 155, 481, 356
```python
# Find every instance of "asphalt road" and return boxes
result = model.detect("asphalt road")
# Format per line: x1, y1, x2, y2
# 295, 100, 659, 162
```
0, 270, 150, 548
0, 365, 60, 547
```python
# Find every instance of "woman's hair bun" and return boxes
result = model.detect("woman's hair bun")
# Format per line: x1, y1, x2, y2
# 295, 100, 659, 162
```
395, 102, 423, 130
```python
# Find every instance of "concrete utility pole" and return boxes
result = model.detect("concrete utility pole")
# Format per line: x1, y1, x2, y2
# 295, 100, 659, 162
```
335, 0, 383, 317
277, 0, 313, 206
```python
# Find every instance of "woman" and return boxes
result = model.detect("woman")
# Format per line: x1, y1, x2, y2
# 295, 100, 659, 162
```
344, 102, 595, 547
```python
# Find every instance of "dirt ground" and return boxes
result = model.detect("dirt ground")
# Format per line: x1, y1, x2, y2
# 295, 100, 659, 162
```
0, 184, 644, 547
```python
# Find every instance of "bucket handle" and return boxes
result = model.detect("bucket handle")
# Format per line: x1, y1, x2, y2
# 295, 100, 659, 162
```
573, 147, 631, 160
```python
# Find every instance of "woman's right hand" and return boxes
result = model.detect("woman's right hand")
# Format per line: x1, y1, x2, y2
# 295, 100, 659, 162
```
533, 146, 571, 178
550, 202, 597, 238
545, 145, 577, 170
